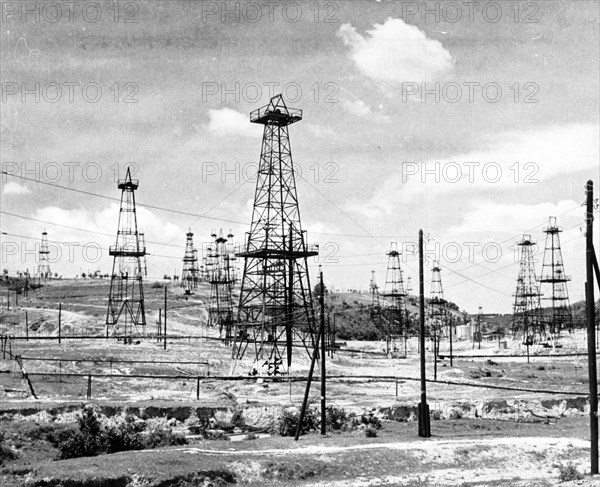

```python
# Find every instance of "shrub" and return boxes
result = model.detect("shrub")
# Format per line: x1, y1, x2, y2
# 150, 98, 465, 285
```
365, 426, 378, 438
274, 405, 318, 437
0, 431, 18, 466
557, 462, 584, 482
358, 412, 382, 429
58, 406, 188, 459
144, 427, 187, 449
104, 413, 146, 453
325, 405, 349, 431
58, 406, 105, 459
244, 433, 258, 441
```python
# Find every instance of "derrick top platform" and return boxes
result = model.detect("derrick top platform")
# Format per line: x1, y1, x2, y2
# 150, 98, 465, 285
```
250, 94, 302, 126
117, 167, 139, 190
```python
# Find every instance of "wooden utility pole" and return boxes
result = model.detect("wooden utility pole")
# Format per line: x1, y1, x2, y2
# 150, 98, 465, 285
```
585, 179, 598, 475
449, 315, 453, 367
418, 229, 431, 437
295, 315, 322, 441
319, 270, 326, 436
164, 286, 167, 350
58, 303, 62, 345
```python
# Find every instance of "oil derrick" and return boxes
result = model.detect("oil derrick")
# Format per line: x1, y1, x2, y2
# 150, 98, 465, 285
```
181, 229, 200, 294
235, 94, 318, 375
380, 242, 407, 352
37, 230, 51, 280
512, 234, 543, 343
207, 229, 237, 344
106, 167, 147, 338
428, 262, 446, 334
538, 217, 573, 336
369, 270, 381, 317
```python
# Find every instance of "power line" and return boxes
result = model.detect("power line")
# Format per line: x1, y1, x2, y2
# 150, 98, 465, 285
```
1, 211, 184, 249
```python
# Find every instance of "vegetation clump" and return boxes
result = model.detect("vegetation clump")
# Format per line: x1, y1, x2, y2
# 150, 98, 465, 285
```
58, 406, 187, 459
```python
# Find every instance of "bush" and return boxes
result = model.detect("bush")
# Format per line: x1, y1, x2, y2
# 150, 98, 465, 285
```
59, 406, 106, 459
557, 462, 584, 482
365, 426, 378, 438
104, 414, 146, 453
58, 406, 188, 459
244, 433, 259, 441
274, 405, 318, 437
144, 427, 187, 449
358, 412, 382, 429
325, 405, 349, 431
0, 431, 18, 466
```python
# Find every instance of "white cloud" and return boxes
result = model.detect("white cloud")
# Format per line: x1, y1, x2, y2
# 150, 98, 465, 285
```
338, 18, 453, 89
205, 108, 261, 137
342, 99, 373, 117
2, 181, 31, 195
446, 199, 581, 235
348, 123, 599, 221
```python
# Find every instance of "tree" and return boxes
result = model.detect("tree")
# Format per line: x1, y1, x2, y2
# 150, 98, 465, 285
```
313, 281, 328, 298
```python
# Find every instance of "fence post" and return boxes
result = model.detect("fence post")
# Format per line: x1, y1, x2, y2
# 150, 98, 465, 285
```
87, 374, 92, 400
58, 303, 62, 345
196, 377, 200, 400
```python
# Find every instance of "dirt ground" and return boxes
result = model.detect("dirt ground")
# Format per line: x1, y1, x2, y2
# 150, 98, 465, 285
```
1, 280, 598, 486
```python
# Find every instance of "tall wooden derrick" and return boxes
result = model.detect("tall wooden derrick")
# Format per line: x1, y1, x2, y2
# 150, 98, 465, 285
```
538, 217, 573, 337
512, 234, 543, 343
380, 242, 407, 353
234, 94, 318, 375
207, 229, 237, 344
106, 168, 147, 338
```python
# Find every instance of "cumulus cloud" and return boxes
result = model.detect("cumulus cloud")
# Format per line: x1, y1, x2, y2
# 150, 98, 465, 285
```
337, 18, 453, 89
205, 108, 261, 137
2, 181, 31, 195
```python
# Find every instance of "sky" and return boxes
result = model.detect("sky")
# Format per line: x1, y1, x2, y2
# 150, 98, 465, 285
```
1, 0, 599, 313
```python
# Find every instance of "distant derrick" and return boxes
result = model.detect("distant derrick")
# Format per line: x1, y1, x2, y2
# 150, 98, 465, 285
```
106, 167, 147, 338
369, 270, 381, 318
181, 229, 200, 294
37, 230, 51, 280
380, 242, 407, 352
428, 261, 447, 336
512, 234, 543, 343
538, 217, 573, 336
234, 94, 318, 375
207, 229, 237, 344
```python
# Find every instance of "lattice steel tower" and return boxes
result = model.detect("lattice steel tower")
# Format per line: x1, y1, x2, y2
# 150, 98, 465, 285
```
380, 242, 407, 351
538, 216, 572, 335
512, 234, 543, 342
207, 229, 237, 344
181, 229, 200, 294
429, 261, 446, 335
235, 94, 318, 375
106, 168, 147, 338
37, 230, 51, 280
